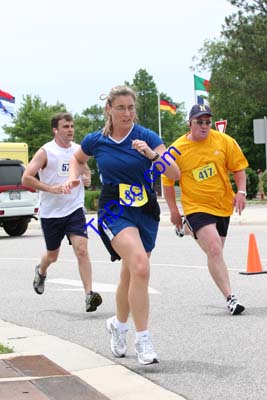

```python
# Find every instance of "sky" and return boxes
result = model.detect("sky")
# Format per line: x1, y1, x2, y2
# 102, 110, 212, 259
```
0, 0, 236, 139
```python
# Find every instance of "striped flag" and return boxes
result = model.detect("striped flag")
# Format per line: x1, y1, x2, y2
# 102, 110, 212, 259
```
0, 89, 15, 104
160, 99, 176, 115
194, 75, 210, 92
0, 101, 14, 117
197, 95, 209, 107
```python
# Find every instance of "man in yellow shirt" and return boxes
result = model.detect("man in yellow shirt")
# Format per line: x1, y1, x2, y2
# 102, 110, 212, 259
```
163, 104, 248, 315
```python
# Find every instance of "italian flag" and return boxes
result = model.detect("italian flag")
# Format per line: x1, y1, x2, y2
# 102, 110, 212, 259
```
194, 75, 210, 92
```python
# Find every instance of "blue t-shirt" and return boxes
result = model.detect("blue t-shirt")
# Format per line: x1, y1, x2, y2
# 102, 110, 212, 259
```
81, 124, 163, 192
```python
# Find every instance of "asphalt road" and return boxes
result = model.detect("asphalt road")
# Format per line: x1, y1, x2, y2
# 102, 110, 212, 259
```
1, 203, 267, 400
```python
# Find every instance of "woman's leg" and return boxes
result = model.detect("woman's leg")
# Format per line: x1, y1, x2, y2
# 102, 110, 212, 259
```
112, 226, 150, 331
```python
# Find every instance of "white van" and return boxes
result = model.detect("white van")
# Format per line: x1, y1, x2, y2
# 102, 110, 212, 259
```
0, 159, 39, 236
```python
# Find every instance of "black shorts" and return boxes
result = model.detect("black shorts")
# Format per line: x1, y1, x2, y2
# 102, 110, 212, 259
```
40, 208, 88, 251
186, 212, 230, 239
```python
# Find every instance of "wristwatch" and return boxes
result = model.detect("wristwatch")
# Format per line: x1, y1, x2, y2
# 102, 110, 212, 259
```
150, 152, 160, 162
238, 190, 247, 196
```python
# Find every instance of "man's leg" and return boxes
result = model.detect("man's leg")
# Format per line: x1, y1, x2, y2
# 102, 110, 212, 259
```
39, 248, 60, 276
70, 234, 92, 293
195, 224, 232, 298
33, 248, 60, 295
70, 234, 102, 312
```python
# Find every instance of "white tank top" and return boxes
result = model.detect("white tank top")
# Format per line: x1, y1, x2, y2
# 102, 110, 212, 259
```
38, 140, 84, 218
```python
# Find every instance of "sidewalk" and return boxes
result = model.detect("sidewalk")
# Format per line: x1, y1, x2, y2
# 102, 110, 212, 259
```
29, 202, 267, 230
158, 199, 267, 225
0, 320, 185, 400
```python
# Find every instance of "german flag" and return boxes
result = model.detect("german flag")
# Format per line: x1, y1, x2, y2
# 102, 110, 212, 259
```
160, 99, 176, 115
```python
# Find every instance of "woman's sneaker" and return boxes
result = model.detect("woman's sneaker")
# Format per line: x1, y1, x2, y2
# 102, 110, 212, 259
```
33, 265, 46, 295
226, 294, 245, 315
135, 335, 159, 365
106, 316, 128, 358
85, 292, 102, 312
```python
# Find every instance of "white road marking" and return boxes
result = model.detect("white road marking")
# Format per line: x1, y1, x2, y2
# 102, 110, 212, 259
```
0, 257, 252, 271
48, 279, 160, 294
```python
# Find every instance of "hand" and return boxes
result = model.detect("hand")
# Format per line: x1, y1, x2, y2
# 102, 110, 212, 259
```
233, 192, 246, 215
62, 179, 80, 194
170, 210, 183, 228
131, 139, 155, 159
81, 174, 91, 187
50, 185, 64, 194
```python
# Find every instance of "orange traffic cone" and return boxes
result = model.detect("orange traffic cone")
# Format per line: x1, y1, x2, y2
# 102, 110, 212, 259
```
240, 233, 267, 275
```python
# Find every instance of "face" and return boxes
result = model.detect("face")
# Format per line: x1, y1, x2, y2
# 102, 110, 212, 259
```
53, 118, 74, 146
107, 95, 136, 132
190, 115, 212, 141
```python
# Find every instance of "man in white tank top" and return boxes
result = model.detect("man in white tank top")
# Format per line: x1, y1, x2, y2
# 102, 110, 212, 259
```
22, 112, 102, 312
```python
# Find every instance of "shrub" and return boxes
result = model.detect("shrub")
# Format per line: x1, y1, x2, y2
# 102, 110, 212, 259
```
230, 168, 259, 200
245, 168, 259, 199
0, 343, 13, 354
261, 171, 267, 195
84, 190, 100, 211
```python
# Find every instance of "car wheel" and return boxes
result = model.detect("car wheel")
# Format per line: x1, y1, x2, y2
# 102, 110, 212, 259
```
3, 220, 29, 236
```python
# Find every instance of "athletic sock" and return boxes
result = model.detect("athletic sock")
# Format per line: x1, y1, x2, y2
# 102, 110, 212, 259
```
114, 316, 128, 331
135, 330, 149, 341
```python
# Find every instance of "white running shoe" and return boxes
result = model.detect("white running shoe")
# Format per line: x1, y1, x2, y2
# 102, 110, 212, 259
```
106, 316, 128, 358
135, 335, 159, 365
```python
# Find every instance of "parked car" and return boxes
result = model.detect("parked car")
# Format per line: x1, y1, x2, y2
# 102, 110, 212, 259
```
0, 142, 28, 165
0, 159, 39, 236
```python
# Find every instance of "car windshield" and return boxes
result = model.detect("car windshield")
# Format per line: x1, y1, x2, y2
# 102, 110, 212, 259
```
0, 165, 25, 186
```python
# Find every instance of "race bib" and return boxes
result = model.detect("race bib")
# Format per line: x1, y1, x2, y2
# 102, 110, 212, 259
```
119, 184, 148, 207
192, 162, 217, 182
58, 160, 69, 176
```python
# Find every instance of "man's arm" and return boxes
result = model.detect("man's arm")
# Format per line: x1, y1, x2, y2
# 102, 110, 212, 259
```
233, 170, 246, 193
81, 162, 91, 187
163, 185, 183, 228
22, 148, 64, 194
63, 148, 90, 193
233, 169, 247, 215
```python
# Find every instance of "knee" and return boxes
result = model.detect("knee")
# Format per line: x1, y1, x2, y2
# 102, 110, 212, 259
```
207, 241, 222, 258
47, 254, 58, 264
132, 254, 150, 281
76, 245, 88, 259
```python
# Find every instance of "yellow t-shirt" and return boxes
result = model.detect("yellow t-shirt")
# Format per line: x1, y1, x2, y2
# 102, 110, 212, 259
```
162, 129, 249, 216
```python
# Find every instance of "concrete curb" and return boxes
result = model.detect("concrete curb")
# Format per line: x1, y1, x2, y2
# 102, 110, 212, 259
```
0, 320, 185, 400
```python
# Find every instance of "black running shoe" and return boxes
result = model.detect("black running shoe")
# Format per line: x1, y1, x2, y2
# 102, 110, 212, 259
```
226, 294, 245, 315
85, 291, 102, 312
33, 265, 46, 295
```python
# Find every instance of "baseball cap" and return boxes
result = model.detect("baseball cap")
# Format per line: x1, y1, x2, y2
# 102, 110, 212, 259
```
189, 104, 212, 120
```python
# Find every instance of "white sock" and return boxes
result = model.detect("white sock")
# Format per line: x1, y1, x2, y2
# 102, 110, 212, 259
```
114, 316, 128, 331
135, 330, 149, 341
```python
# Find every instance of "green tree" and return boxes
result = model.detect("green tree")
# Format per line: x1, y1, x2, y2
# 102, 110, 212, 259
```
3, 95, 67, 160
74, 105, 105, 189
129, 69, 187, 146
74, 105, 105, 143
193, 0, 267, 170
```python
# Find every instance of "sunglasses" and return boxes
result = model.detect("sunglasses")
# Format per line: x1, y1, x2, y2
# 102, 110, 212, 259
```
192, 119, 212, 126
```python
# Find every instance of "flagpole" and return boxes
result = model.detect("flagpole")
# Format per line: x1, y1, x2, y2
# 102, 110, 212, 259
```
193, 73, 197, 104
157, 92, 162, 139
157, 92, 163, 197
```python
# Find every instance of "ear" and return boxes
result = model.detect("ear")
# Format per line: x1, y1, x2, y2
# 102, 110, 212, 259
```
106, 103, 111, 113
187, 120, 191, 128
52, 127, 58, 135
